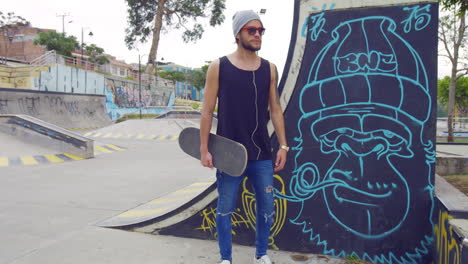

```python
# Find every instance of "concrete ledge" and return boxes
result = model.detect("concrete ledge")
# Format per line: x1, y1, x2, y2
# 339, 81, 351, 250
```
435, 175, 468, 218
0, 114, 93, 158
436, 156, 468, 175
435, 175, 468, 263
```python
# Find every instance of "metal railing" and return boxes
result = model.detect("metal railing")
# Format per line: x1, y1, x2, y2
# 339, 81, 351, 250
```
30, 50, 57, 66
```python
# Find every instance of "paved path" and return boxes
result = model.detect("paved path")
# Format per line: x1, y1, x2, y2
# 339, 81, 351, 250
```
0, 120, 348, 264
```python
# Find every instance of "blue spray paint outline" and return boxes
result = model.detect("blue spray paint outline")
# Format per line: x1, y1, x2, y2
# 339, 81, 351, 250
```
278, 7, 436, 264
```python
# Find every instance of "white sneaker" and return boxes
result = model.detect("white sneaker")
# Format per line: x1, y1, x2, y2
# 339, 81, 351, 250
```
219, 260, 231, 264
254, 255, 272, 264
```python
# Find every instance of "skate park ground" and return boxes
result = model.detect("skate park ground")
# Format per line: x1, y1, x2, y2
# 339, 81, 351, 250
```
0, 118, 351, 264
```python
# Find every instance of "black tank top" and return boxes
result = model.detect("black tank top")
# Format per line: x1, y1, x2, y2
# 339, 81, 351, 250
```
217, 56, 272, 161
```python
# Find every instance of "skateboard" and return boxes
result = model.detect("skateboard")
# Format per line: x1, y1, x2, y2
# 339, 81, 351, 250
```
178, 127, 248, 176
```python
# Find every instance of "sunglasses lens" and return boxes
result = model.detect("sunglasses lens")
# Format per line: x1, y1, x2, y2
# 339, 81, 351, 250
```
248, 28, 257, 35
243, 27, 265, 35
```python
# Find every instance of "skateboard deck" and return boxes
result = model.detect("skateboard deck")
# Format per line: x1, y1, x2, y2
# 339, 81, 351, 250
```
178, 127, 248, 176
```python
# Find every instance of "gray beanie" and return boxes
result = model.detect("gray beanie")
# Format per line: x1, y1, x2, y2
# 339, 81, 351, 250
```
232, 10, 262, 37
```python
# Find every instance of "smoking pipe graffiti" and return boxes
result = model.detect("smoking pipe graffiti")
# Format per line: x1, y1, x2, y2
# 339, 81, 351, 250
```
277, 7, 436, 264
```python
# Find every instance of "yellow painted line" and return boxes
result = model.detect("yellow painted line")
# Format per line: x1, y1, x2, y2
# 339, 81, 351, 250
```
170, 135, 179, 140
157, 135, 168, 140
190, 182, 214, 187
126, 134, 133, 138
93, 133, 102, 138
147, 135, 158, 139
173, 187, 207, 195
105, 144, 124, 151
44, 154, 64, 163
84, 132, 93, 137
0, 157, 9, 167
20, 156, 39, 165
149, 196, 193, 205
63, 153, 84, 160
118, 207, 170, 218
136, 134, 145, 139
95, 146, 112, 153
102, 133, 113, 138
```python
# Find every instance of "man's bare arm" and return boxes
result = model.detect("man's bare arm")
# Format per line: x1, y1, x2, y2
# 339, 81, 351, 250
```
268, 62, 287, 172
269, 63, 286, 146
199, 59, 220, 168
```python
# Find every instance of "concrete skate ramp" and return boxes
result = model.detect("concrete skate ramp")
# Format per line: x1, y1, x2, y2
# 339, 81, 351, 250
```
100, 1, 442, 263
156, 110, 202, 119
83, 118, 216, 141
0, 115, 93, 158
0, 88, 112, 129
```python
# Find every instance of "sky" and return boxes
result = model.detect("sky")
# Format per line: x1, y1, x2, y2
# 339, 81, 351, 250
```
3, 0, 294, 74
3, 0, 453, 78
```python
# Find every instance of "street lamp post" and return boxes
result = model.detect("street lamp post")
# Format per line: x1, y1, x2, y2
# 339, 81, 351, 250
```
138, 53, 149, 120
138, 54, 142, 119
81, 27, 93, 68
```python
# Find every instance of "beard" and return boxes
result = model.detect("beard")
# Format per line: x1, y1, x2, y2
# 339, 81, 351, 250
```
239, 36, 261, 52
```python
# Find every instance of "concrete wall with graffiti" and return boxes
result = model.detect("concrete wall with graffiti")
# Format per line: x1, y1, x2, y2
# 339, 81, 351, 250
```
33, 64, 106, 95
104, 76, 174, 120
0, 88, 111, 129
433, 176, 468, 264
157, 1, 440, 263
30, 64, 174, 121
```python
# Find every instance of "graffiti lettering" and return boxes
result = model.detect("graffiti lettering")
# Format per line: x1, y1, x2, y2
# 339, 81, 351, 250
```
18, 97, 40, 116
335, 51, 397, 73
434, 210, 461, 264
301, 4, 335, 39
0, 99, 8, 114
401, 4, 431, 33
308, 13, 327, 41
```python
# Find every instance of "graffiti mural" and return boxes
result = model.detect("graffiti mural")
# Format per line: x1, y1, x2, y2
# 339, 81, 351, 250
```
193, 175, 288, 250
272, 3, 438, 264
104, 78, 173, 120
434, 210, 461, 264
153, 2, 438, 264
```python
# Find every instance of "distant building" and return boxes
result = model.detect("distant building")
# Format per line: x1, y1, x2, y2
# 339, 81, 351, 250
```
0, 23, 176, 94
0, 24, 51, 62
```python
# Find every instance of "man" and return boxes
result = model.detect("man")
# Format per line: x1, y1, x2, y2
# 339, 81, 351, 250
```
199, 10, 288, 264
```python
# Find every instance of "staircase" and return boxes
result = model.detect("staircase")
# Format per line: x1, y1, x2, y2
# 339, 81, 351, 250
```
0, 51, 56, 89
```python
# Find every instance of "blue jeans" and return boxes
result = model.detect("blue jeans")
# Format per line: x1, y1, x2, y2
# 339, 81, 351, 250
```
216, 160, 275, 262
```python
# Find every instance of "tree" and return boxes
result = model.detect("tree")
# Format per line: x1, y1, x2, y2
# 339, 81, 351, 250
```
438, 76, 468, 117
84, 44, 110, 65
191, 63, 209, 91
438, 4, 467, 141
34, 31, 79, 57
158, 70, 186, 85
158, 69, 186, 96
0, 12, 29, 61
124, 0, 226, 80
439, 0, 467, 15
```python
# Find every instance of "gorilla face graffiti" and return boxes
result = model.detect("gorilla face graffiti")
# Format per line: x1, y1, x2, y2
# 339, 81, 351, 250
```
308, 106, 413, 238
278, 8, 436, 263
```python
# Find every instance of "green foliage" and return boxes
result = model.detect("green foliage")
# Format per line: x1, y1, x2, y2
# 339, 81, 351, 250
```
84, 43, 110, 65
439, 0, 467, 15
158, 70, 186, 84
33, 31, 79, 57
124, 0, 226, 49
438, 76, 468, 111
116, 113, 159, 123
125, 76, 134, 80
191, 63, 209, 91
345, 254, 367, 264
